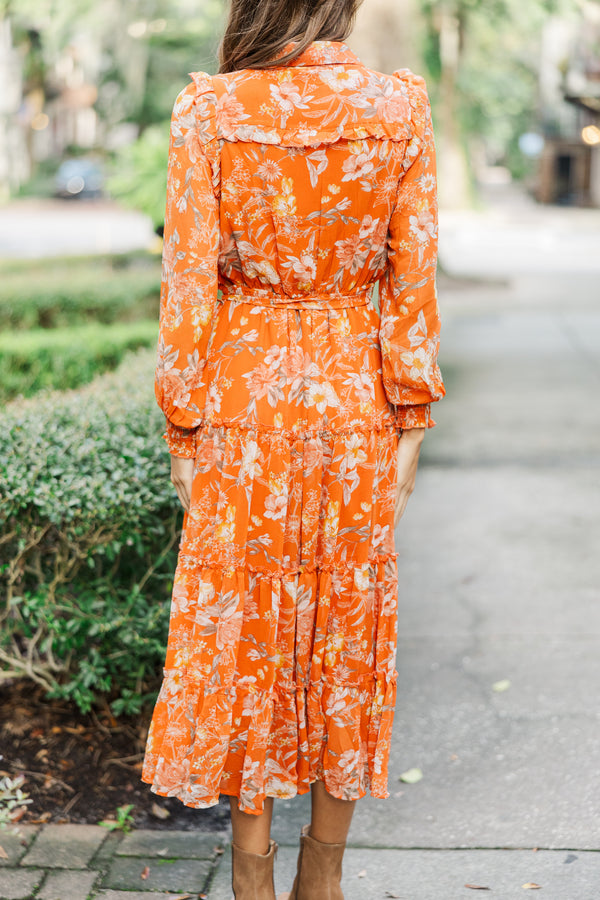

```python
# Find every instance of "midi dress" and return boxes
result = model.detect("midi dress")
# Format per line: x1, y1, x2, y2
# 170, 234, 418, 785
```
141, 39, 444, 815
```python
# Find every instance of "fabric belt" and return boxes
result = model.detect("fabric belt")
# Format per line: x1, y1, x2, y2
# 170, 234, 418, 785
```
219, 286, 373, 310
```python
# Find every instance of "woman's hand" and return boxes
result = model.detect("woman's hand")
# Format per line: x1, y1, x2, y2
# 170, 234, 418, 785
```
394, 427, 426, 526
170, 455, 195, 512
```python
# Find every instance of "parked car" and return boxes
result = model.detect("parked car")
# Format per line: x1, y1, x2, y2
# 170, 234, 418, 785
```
55, 158, 104, 199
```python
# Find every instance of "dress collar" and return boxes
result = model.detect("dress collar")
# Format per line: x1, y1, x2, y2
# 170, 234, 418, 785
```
275, 40, 363, 67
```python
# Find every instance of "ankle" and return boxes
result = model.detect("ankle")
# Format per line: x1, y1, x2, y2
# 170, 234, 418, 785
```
233, 838, 273, 856
307, 826, 346, 846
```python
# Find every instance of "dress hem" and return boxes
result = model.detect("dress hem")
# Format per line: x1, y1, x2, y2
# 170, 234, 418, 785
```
142, 774, 390, 815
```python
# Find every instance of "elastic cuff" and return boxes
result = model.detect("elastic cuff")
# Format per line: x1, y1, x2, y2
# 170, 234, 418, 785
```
392, 403, 436, 430
163, 419, 197, 457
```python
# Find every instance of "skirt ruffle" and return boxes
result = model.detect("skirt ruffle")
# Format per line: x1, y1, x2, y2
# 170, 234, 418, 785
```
142, 558, 398, 813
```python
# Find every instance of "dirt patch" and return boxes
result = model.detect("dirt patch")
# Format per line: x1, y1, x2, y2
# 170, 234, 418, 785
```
0, 681, 229, 832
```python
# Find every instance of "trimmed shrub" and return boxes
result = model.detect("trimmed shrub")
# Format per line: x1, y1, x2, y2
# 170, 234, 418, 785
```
0, 349, 182, 715
0, 259, 160, 331
0, 319, 159, 402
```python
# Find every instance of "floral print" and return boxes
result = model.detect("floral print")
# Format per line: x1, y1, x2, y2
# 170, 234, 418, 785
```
142, 40, 444, 814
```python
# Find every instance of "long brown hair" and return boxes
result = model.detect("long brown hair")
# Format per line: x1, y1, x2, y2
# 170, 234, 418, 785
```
218, 0, 363, 74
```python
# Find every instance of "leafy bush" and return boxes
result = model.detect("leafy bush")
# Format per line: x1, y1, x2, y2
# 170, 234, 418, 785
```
107, 123, 170, 230
0, 319, 158, 402
0, 349, 182, 715
0, 249, 157, 278
0, 255, 160, 331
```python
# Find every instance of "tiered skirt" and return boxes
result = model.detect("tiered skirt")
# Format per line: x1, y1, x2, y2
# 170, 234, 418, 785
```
142, 291, 400, 813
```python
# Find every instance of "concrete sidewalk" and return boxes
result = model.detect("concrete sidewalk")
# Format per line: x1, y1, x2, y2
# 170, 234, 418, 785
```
2, 823, 598, 899
0, 824, 227, 899
2, 192, 599, 900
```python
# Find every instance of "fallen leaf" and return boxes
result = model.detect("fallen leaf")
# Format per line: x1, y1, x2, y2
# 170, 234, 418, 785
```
0, 846, 8, 860
10, 807, 27, 823
213, 845, 225, 855
140, 866, 150, 880
385, 892, 400, 898
465, 885, 491, 891
151, 802, 170, 820
399, 767, 423, 783
492, 679, 511, 692
522, 884, 541, 890
357, 869, 367, 878
30, 812, 52, 824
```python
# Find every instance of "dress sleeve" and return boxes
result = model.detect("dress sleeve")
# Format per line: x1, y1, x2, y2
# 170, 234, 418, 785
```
378, 70, 445, 431
155, 76, 219, 457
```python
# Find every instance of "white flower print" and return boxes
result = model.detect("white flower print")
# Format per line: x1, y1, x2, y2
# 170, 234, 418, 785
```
342, 151, 375, 182
257, 159, 282, 182
409, 208, 436, 244
305, 381, 340, 414
269, 80, 310, 121
240, 440, 263, 481
319, 68, 363, 92
400, 345, 432, 382
343, 433, 368, 469
264, 344, 287, 369
205, 383, 222, 416
343, 372, 375, 403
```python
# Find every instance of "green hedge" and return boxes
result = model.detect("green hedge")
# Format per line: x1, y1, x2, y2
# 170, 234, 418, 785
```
0, 256, 160, 331
0, 319, 158, 402
0, 349, 181, 716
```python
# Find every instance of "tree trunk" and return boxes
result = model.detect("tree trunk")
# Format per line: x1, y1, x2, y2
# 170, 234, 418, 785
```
436, 4, 470, 208
351, 0, 424, 74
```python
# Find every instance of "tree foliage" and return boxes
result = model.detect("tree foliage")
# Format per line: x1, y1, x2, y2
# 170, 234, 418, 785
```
419, 0, 578, 176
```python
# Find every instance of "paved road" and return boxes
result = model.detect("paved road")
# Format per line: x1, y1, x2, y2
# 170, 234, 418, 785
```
0, 198, 155, 258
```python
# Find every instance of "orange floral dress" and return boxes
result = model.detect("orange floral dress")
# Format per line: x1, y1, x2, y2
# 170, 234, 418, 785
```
141, 40, 444, 814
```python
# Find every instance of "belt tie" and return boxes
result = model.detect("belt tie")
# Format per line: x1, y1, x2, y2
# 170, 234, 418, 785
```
219, 286, 373, 310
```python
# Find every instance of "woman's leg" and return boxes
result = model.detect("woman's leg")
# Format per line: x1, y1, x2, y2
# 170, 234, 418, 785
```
229, 796, 274, 854
229, 798, 277, 899
283, 782, 354, 899
309, 780, 356, 843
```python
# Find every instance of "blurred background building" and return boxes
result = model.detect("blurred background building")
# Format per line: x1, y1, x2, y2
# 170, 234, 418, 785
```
538, 0, 600, 206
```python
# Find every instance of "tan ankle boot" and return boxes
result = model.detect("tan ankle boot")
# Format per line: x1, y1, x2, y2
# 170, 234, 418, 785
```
232, 839, 278, 900
284, 824, 345, 900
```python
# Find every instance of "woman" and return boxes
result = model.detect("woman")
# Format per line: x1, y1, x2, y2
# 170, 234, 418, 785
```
142, 0, 444, 897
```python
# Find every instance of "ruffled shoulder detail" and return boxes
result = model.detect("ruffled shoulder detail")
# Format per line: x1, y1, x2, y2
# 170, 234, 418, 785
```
189, 67, 413, 148
392, 68, 432, 137
188, 70, 219, 145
